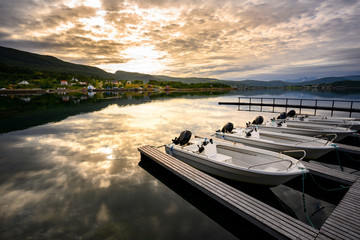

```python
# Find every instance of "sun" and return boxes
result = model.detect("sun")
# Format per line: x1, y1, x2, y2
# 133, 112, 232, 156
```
97, 45, 170, 74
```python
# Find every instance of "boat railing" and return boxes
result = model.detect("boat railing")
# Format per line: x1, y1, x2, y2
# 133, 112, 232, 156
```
314, 133, 337, 145
292, 133, 337, 146
280, 149, 306, 161
248, 159, 293, 170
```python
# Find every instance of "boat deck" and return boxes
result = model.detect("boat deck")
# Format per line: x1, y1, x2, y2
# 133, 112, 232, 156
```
138, 145, 360, 240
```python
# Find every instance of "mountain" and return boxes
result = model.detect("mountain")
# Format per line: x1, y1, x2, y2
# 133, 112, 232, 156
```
113, 70, 155, 81
0, 46, 112, 78
295, 76, 360, 86
1, 45, 360, 87
239, 80, 292, 87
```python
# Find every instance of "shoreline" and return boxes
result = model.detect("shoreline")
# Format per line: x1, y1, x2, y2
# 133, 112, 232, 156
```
0, 87, 235, 95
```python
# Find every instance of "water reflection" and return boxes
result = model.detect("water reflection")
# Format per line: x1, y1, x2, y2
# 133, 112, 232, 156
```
139, 157, 274, 240
0, 90, 355, 239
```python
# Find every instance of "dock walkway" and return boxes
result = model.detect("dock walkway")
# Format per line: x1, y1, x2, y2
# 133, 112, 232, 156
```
336, 142, 360, 156
302, 161, 358, 185
139, 145, 318, 239
317, 178, 360, 240
139, 145, 360, 240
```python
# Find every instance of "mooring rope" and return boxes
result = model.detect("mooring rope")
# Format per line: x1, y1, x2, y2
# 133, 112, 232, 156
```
308, 172, 350, 192
301, 169, 315, 229
343, 151, 360, 162
331, 144, 343, 172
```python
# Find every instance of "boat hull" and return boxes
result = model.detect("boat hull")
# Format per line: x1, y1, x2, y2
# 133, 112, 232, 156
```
256, 125, 353, 142
215, 133, 334, 160
287, 119, 360, 131
165, 145, 304, 186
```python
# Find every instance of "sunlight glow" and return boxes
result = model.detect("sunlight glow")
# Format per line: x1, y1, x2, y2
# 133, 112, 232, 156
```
97, 45, 170, 74
65, 0, 101, 8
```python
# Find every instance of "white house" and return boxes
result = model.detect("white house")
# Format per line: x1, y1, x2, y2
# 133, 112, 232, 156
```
18, 81, 29, 85
87, 85, 95, 91
61, 81, 68, 85
126, 81, 132, 84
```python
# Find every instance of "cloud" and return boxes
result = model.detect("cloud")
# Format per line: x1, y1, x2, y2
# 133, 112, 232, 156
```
0, 0, 359, 80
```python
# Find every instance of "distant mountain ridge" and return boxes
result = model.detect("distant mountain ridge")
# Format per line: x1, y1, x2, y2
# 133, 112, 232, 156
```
295, 76, 360, 86
0, 46, 113, 79
1, 45, 359, 87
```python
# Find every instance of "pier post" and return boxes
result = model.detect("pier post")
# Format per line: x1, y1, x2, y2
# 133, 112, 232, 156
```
272, 98, 275, 112
350, 101, 353, 117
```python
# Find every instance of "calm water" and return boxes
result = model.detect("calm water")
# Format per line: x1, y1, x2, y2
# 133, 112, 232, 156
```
0, 89, 359, 239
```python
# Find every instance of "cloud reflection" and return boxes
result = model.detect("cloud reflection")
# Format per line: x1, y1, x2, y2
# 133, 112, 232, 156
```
1, 95, 254, 239
0, 93, 342, 238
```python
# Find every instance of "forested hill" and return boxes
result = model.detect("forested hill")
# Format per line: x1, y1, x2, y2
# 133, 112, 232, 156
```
0, 46, 112, 78
1, 45, 359, 87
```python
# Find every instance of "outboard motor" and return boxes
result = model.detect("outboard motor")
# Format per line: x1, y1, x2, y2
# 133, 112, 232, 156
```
245, 129, 254, 137
221, 122, 234, 133
277, 112, 287, 119
252, 116, 264, 125
287, 110, 296, 118
172, 130, 192, 146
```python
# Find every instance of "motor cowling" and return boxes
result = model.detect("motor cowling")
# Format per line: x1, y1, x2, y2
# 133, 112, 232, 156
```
277, 112, 287, 119
172, 130, 192, 146
252, 116, 264, 125
287, 110, 296, 117
221, 122, 234, 133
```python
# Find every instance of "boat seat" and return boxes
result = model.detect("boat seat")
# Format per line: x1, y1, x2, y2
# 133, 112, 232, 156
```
184, 144, 199, 152
184, 142, 232, 163
209, 153, 232, 163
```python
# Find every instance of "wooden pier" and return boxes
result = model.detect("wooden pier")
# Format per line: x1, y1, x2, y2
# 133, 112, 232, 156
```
138, 145, 360, 240
302, 161, 358, 185
336, 142, 360, 156
218, 97, 360, 117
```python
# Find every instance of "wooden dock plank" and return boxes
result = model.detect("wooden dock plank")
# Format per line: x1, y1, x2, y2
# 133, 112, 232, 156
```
139, 145, 318, 239
302, 161, 358, 184
142, 147, 317, 238
322, 224, 359, 240
325, 218, 360, 236
336, 143, 360, 155
318, 228, 348, 240
330, 211, 360, 225
318, 178, 360, 240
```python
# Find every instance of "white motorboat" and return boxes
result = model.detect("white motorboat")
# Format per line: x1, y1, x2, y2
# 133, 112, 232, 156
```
305, 115, 360, 122
252, 117, 355, 142
286, 115, 360, 131
165, 131, 308, 186
215, 125, 335, 160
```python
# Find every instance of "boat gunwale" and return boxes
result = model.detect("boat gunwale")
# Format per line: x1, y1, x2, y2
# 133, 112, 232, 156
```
164, 143, 307, 176
215, 131, 336, 150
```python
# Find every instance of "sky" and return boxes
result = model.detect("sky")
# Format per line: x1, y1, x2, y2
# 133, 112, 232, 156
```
0, 0, 359, 81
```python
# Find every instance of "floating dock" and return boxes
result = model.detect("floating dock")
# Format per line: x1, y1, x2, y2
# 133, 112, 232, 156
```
336, 143, 360, 156
218, 97, 360, 117
139, 145, 360, 240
